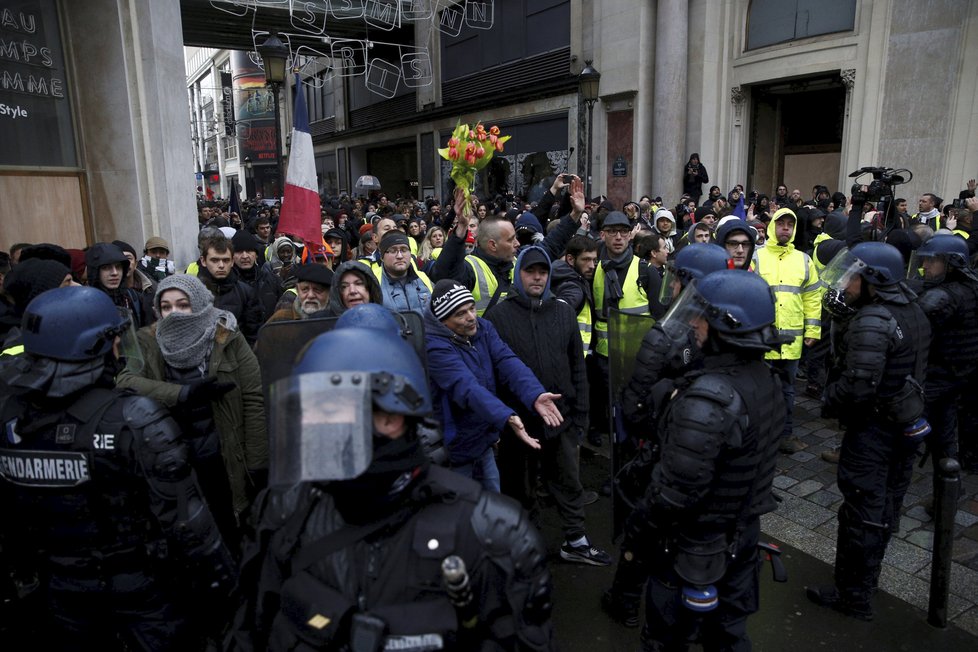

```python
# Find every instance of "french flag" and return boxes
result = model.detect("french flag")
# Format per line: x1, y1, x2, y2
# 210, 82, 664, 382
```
276, 74, 324, 256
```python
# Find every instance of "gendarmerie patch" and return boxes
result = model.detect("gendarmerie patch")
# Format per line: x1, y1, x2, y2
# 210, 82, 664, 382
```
0, 449, 91, 487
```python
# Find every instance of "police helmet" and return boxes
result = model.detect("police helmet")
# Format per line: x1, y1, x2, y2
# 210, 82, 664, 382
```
659, 244, 733, 305
915, 234, 970, 269
335, 303, 401, 338
849, 242, 906, 286
21, 286, 130, 361
294, 327, 431, 416
696, 269, 776, 335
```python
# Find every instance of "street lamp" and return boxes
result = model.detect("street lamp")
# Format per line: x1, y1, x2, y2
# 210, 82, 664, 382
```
259, 31, 288, 200
578, 60, 601, 200
243, 155, 253, 199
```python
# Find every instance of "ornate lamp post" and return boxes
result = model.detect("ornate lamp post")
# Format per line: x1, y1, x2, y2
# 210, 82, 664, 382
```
258, 31, 288, 200
243, 155, 253, 199
578, 60, 601, 200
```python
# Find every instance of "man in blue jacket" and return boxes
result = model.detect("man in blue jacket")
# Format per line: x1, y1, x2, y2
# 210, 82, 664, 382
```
424, 279, 564, 492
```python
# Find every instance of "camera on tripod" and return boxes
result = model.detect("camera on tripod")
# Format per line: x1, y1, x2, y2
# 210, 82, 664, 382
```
848, 166, 912, 203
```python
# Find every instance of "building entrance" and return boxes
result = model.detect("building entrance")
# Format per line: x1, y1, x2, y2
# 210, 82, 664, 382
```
748, 74, 846, 198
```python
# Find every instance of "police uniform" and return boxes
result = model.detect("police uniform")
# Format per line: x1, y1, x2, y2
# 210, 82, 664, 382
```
812, 243, 931, 619
621, 270, 785, 650
229, 316, 556, 652
0, 287, 235, 650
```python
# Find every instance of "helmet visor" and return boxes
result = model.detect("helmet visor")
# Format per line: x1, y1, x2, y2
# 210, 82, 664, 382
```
818, 249, 866, 292
267, 371, 374, 486
906, 251, 945, 283
657, 281, 709, 341
658, 264, 687, 306
115, 308, 144, 373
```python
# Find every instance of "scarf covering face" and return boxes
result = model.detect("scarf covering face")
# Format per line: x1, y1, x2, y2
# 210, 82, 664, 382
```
154, 274, 238, 369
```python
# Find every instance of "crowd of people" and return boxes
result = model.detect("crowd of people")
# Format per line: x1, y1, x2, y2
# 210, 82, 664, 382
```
2, 157, 978, 650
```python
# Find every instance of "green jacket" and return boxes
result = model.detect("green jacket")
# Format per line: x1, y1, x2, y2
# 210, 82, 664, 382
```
117, 323, 268, 516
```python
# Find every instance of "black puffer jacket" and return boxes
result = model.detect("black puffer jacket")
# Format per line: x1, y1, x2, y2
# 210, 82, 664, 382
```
484, 248, 588, 437
235, 263, 284, 323
197, 267, 262, 346
550, 260, 591, 315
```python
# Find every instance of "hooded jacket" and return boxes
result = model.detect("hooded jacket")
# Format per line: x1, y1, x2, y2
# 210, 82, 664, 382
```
323, 227, 351, 263
85, 242, 153, 329
312, 259, 383, 319
262, 236, 300, 288
715, 220, 757, 270
752, 207, 823, 360
424, 307, 546, 465
485, 248, 588, 437
653, 209, 679, 253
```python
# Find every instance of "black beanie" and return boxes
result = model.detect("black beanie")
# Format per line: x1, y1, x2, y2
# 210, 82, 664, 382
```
112, 239, 138, 260
231, 229, 260, 253
18, 243, 72, 269
3, 258, 70, 312
379, 231, 411, 255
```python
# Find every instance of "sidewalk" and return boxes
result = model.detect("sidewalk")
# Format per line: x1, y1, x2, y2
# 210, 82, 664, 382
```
542, 379, 978, 649
768, 383, 978, 636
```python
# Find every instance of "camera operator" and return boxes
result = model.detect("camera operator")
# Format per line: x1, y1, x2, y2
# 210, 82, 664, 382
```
682, 154, 709, 205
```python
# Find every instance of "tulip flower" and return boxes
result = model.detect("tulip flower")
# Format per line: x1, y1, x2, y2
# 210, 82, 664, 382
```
495, 140, 504, 152
475, 146, 485, 158
448, 137, 459, 148
448, 147, 459, 160
489, 126, 500, 135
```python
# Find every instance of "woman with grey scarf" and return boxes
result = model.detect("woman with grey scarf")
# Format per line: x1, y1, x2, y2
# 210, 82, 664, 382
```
117, 274, 268, 548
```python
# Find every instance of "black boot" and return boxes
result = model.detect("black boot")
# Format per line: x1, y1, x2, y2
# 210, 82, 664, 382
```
806, 585, 873, 621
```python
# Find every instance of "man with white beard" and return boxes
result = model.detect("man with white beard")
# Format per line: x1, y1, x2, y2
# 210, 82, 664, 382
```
266, 264, 333, 322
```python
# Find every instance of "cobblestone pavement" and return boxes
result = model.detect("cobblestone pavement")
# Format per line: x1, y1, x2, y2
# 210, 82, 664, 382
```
763, 379, 978, 636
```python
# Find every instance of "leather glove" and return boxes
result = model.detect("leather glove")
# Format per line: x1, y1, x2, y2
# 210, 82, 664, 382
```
179, 377, 236, 407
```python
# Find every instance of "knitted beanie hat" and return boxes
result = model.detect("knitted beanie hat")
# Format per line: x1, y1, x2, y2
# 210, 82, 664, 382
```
379, 231, 410, 255
3, 258, 70, 310
430, 279, 474, 320
154, 273, 214, 314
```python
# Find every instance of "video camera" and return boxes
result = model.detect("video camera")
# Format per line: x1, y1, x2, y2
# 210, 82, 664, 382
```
848, 166, 912, 203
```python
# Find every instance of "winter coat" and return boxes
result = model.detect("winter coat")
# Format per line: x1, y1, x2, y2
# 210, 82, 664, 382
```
424, 309, 546, 465
236, 261, 285, 322
198, 267, 263, 346
682, 156, 709, 199
485, 248, 588, 437
550, 260, 592, 315
116, 323, 267, 516
752, 208, 823, 360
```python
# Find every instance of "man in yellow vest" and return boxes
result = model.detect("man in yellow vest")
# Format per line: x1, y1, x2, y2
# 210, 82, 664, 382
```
752, 207, 822, 454
371, 231, 433, 316
552, 235, 600, 356
590, 210, 650, 446
432, 178, 586, 316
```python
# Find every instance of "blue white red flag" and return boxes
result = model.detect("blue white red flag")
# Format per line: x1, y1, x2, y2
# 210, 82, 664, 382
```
276, 74, 324, 255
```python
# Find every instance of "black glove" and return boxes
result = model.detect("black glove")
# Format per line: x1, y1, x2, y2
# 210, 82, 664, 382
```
179, 377, 236, 407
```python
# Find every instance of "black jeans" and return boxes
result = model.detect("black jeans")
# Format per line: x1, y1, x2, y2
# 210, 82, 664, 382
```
497, 426, 587, 541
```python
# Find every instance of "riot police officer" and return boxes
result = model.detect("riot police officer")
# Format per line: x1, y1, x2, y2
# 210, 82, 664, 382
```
228, 311, 556, 651
604, 243, 733, 627
622, 270, 786, 651
808, 242, 931, 620
910, 234, 978, 493
0, 286, 235, 650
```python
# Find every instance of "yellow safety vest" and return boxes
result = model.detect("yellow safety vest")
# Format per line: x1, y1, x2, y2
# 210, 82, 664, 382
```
467, 255, 513, 316
371, 263, 434, 291
592, 257, 649, 357
186, 261, 199, 276
578, 301, 593, 356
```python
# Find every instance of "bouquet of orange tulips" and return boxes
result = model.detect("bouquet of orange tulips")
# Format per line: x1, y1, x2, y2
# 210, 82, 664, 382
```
438, 120, 511, 218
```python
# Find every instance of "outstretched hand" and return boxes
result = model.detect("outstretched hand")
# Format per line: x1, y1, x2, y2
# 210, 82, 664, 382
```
534, 392, 564, 428
508, 414, 541, 450
453, 186, 468, 237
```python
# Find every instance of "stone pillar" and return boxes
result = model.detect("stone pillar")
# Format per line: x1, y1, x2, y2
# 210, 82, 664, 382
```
632, 0, 656, 197
651, 0, 688, 200
63, 0, 198, 266
728, 85, 747, 194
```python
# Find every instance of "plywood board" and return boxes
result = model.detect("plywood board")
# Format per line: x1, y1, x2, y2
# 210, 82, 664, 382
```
0, 174, 89, 251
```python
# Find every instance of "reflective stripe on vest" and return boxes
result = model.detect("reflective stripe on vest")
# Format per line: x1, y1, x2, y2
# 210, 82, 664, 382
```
1, 344, 24, 357
592, 257, 649, 357
578, 302, 593, 355
466, 256, 512, 316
